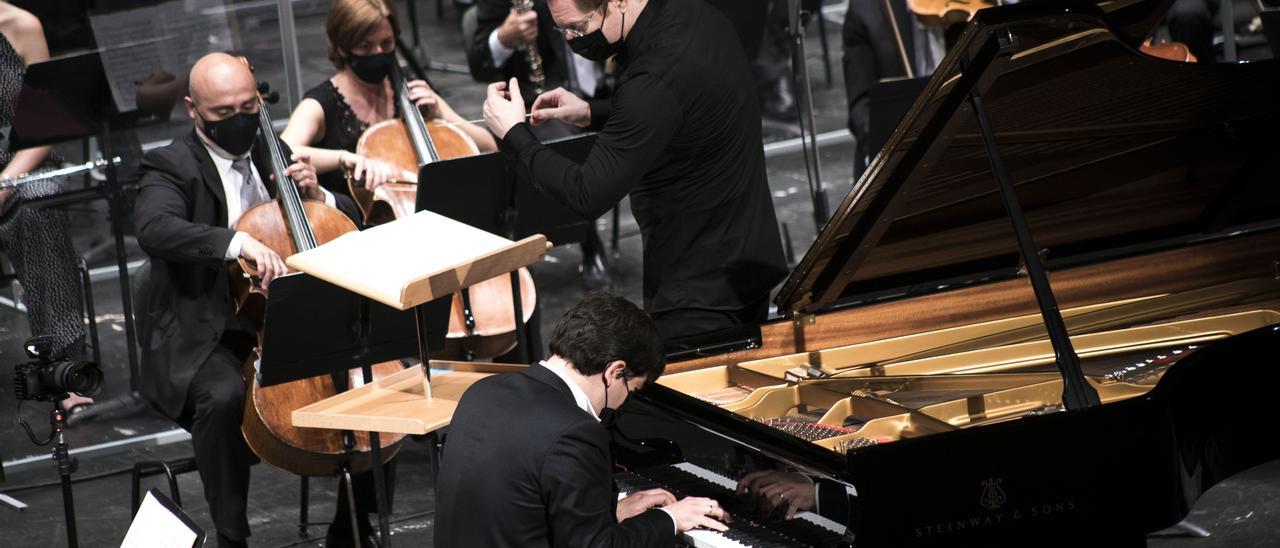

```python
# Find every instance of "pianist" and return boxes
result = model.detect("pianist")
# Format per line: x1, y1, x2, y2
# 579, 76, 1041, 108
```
434, 291, 729, 546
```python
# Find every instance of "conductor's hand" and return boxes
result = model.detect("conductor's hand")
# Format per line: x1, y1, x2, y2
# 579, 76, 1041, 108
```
616, 489, 677, 522
736, 471, 815, 519
483, 78, 526, 140
406, 79, 443, 120
279, 153, 322, 201
345, 153, 417, 190
663, 496, 729, 534
497, 7, 539, 49
530, 87, 590, 128
239, 237, 287, 290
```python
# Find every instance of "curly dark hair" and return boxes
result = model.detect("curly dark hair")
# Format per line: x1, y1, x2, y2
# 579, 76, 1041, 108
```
548, 290, 665, 383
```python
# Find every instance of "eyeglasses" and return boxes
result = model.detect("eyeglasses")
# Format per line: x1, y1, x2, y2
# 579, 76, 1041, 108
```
552, 0, 606, 40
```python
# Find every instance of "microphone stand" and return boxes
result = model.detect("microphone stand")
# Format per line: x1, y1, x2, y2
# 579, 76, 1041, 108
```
786, 0, 830, 232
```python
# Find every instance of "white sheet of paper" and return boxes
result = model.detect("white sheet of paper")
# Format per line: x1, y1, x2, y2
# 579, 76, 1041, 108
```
120, 491, 199, 548
88, 1, 232, 111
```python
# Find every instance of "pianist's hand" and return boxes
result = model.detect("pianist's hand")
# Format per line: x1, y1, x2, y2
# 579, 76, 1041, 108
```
737, 471, 815, 519
663, 496, 729, 533
616, 488, 677, 522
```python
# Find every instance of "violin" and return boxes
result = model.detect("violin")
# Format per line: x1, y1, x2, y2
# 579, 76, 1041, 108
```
351, 61, 537, 361
230, 68, 405, 477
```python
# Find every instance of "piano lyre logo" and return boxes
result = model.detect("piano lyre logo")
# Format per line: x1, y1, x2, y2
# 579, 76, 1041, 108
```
979, 478, 1007, 510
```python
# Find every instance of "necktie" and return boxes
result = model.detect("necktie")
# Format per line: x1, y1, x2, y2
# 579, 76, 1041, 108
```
232, 158, 268, 213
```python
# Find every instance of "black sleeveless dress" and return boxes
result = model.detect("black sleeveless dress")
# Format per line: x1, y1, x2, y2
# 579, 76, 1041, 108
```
0, 33, 85, 357
302, 79, 399, 199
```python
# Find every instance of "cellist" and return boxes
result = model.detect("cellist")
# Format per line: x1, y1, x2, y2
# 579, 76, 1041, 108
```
133, 53, 364, 548
281, 0, 496, 217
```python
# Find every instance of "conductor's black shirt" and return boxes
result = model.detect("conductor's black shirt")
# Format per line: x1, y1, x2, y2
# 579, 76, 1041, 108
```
502, 0, 787, 315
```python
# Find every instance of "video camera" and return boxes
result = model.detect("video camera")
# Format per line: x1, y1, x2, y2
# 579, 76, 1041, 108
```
12, 336, 101, 402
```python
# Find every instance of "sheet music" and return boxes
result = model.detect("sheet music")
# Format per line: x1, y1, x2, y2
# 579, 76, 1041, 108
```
87, 1, 233, 111
120, 491, 200, 548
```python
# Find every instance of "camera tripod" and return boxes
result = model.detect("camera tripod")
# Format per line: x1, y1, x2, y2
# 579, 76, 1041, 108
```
17, 402, 81, 548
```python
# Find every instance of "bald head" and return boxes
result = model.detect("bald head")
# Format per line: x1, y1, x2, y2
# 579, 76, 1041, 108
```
184, 53, 259, 125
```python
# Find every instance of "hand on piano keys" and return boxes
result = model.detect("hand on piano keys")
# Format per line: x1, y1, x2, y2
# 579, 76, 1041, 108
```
662, 495, 731, 534
736, 471, 817, 519
616, 462, 850, 547
616, 488, 677, 521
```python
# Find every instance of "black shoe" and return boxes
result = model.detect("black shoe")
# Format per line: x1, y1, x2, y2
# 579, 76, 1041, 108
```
216, 533, 248, 548
579, 251, 610, 290
324, 527, 380, 548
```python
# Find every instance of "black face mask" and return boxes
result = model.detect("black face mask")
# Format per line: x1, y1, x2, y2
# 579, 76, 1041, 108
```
347, 51, 396, 84
199, 111, 259, 157
568, 5, 625, 62
599, 372, 626, 429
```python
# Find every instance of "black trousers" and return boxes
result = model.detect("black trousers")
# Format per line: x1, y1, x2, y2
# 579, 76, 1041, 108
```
177, 342, 258, 541
177, 337, 396, 542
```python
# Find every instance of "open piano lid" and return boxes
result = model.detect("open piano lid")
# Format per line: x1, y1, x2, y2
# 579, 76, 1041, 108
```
775, 0, 1280, 315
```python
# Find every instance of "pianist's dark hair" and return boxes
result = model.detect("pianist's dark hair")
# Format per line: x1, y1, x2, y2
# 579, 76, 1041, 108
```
549, 290, 665, 383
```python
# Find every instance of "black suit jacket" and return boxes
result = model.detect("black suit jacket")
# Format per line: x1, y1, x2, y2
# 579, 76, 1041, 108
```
467, 0, 574, 103
435, 364, 675, 547
134, 130, 360, 419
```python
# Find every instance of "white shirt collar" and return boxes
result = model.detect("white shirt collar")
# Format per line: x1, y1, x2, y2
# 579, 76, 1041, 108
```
540, 360, 599, 421
198, 135, 259, 227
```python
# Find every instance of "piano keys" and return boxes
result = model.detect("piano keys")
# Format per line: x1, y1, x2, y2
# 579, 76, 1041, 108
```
614, 462, 850, 548
615, 0, 1280, 545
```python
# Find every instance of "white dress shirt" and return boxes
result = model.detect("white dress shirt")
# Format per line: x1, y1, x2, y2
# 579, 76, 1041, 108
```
489, 30, 602, 98
199, 139, 335, 261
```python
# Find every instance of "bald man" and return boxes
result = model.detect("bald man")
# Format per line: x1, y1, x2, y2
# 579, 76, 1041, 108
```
134, 53, 361, 548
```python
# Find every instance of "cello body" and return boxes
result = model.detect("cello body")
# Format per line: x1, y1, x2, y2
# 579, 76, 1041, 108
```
232, 199, 408, 477
228, 70, 407, 477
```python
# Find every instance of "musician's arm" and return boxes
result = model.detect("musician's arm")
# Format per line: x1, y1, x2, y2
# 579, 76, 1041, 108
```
542, 419, 677, 547
467, 0, 514, 83
502, 74, 681, 220
280, 98, 345, 175
0, 10, 52, 181
134, 154, 237, 266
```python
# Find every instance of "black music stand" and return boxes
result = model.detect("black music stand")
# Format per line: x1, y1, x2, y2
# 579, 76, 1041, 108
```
277, 210, 547, 547
256, 272, 452, 547
415, 134, 599, 360
257, 273, 451, 388
8, 49, 175, 397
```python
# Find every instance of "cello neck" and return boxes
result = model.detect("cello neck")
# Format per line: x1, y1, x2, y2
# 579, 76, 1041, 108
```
392, 62, 441, 167
254, 98, 318, 252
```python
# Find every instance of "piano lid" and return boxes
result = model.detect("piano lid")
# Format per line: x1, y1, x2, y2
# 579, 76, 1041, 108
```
775, 0, 1280, 315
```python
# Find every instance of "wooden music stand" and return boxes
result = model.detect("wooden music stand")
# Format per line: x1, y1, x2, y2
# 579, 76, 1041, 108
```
284, 209, 546, 546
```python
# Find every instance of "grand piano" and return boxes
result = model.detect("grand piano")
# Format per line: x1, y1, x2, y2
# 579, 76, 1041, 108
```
613, 0, 1280, 546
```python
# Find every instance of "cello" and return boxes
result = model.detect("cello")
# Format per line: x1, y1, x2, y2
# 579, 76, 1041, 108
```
350, 60, 537, 360
230, 74, 405, 477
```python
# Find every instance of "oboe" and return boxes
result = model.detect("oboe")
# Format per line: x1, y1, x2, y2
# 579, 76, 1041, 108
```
512, 0, 545, 95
